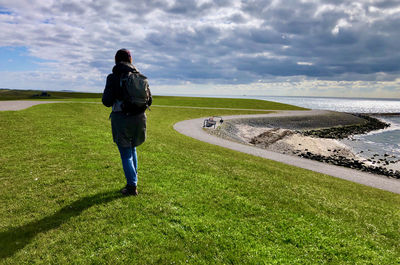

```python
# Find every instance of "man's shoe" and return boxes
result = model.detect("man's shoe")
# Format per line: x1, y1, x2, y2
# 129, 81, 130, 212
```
121, 185, 138, 196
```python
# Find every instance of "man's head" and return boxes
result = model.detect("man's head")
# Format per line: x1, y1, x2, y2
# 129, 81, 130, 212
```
115, 49, 132, 64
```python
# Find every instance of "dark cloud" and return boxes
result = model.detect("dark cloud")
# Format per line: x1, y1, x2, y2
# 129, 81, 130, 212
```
131, 0, 400, 84
228, 13, 246, 24
372, 0, 400, 9
1, 0, 400, 93
58, 2, 86, 15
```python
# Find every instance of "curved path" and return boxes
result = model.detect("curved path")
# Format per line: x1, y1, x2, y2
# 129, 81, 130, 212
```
174, 111, 400, 194
0, 100, 61, 111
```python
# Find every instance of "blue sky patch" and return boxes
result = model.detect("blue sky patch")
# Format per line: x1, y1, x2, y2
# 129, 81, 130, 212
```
0, 46, 50, 71
0, 7, 12, 15
42, 18, 54, 24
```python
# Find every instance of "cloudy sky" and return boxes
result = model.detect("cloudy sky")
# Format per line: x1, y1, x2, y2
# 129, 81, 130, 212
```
0, 0, 400, 98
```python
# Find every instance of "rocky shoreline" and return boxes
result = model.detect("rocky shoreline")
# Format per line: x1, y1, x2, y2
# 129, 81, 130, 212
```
208, 112, 400, 179
297, 150, 400, 179
301, 114, 390, 139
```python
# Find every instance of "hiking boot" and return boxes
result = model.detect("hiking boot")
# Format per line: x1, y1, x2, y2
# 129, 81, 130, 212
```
120, 185, 138, 196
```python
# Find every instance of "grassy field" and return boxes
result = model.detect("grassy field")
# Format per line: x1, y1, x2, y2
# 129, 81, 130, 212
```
0, 97, 399, 264
0, 89, 102, 100
151, 96, 304, 110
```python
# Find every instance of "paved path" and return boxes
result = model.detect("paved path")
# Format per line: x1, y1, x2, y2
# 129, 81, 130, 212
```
0, 100, 61, 111
174, 111, 400, 194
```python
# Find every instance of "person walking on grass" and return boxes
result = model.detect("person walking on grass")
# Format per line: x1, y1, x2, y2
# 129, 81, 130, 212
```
102, 49, 152, 196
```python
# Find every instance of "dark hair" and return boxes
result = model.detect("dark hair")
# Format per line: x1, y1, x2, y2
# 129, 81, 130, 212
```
115, 49, 132, 64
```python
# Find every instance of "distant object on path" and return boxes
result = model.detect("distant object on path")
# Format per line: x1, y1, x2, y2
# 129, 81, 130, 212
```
32, 91, 51, 98
203, 116, 224, 128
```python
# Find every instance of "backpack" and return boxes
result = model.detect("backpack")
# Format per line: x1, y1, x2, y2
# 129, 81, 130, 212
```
119, 72, 151, 114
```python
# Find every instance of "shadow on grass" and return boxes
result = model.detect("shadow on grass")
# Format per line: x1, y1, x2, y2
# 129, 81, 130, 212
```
0, 190, 123, 259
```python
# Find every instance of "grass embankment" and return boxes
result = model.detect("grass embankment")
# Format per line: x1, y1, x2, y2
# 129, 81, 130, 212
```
0, 97, 399, 264
0, 89, 102, 100
152, 95, 304, 110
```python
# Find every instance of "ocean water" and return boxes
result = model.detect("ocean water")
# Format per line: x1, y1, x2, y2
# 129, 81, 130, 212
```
342, 115, 400, 163
254, 96, 400, 113
254, 96, 400, 162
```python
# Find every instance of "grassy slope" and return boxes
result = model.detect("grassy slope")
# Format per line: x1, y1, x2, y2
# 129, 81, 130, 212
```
0, 98, 399, 264
0, 89, 102, 100
152, 95, 306, 110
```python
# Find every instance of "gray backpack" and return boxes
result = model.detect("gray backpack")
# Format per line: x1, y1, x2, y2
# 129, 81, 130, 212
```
119, 72, 151, 114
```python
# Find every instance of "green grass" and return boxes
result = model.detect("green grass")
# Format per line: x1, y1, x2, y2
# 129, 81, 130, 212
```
152, 95, 306, 110
0, 89, 307, 110
0, 97, 399, 264
0, 89, 102, 100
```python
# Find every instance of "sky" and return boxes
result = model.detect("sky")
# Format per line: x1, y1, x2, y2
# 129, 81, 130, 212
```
0, 0, 400, 98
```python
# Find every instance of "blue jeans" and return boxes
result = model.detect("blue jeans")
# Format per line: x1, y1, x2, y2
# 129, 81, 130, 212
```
117, 145, 138, 186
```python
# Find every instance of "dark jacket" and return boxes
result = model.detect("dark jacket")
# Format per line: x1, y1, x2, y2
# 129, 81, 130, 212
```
102, 62, 152, 147
102, 62, 153, 108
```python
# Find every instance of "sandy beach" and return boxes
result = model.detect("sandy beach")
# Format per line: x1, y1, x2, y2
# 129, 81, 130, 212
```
208, 111, 400, 178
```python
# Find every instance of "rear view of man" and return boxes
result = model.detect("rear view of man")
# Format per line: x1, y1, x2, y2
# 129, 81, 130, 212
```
102, 49, 152, 196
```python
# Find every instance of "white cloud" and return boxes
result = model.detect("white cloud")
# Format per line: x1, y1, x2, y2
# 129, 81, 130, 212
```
0, 0, 399, 97
154, 78, 400, 98
297, 62, 313, 66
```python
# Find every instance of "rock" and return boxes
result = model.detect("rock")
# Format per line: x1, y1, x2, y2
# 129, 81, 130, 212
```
301, 114, 390, 139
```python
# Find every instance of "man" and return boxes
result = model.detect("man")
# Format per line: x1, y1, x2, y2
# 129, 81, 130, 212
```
102, 49, 152, 196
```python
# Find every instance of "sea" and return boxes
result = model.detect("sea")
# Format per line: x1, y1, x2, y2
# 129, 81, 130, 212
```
253, 96, 400, 162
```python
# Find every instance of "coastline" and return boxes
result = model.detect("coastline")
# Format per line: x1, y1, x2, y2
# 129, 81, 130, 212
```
208, 111, 400, 179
